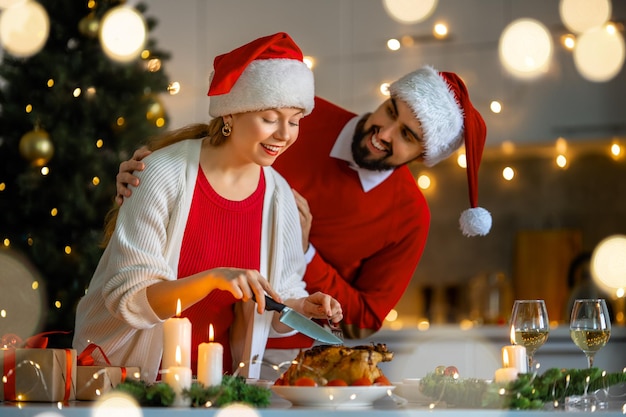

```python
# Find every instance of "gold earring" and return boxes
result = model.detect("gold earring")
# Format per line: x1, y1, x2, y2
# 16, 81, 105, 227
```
222, 122, 232, 137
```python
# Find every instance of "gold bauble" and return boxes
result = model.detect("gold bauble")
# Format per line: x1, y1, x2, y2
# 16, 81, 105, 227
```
19, 128, 54, 167
144, 95, 165, 122
78, 13, 100, 38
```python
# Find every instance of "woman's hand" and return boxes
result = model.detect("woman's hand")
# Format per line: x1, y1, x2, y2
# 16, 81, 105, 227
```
115, 147, 151, 206
209, 268, 282, 314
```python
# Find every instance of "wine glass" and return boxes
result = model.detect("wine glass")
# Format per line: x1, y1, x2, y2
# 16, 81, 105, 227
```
569, 299, 611, 368
510, 300, 550, 370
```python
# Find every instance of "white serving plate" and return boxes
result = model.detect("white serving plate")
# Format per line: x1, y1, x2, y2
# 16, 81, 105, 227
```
392, 378, 433, 404
271, 385, 395, 408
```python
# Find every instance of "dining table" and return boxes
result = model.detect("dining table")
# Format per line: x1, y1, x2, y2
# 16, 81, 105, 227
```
2, 325, 625, 416
2, 389, 626, 417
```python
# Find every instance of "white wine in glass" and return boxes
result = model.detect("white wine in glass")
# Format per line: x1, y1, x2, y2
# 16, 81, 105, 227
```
569, 299, 611, 368
510, 300, 550, 370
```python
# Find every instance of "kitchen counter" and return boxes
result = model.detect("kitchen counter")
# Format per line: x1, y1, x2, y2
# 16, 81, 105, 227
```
350, 325, 626, 381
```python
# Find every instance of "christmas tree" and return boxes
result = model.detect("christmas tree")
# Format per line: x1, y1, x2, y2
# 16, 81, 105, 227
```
0, 0, 171, 347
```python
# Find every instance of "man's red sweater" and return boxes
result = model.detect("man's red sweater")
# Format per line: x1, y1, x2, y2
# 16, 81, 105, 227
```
268, 97, 430, 347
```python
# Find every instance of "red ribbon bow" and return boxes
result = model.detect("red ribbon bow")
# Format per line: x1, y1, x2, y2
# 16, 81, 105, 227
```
77, 343, 127, 382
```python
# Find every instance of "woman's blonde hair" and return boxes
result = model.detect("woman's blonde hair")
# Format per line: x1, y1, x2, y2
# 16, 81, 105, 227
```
101, 118, 226, 247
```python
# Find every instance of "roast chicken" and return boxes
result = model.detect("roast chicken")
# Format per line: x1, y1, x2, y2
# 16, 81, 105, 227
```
278, 343, 393, 386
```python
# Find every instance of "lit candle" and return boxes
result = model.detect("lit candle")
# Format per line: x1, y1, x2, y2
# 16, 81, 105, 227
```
504, 326, 528, 373
494, 349, 519, 383
163, 345, 192, 407
162, 299, 192, 370
197, 324, 223, 387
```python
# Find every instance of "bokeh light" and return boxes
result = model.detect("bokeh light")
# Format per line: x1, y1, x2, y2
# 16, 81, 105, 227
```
591, 235, 626, 294
0, 0, 27, 9
0, 249, 46, 342
433, 23, 448, 39
99, 6, 146, 62
387, 38, 401, 51
499, 18, 553, 79
382, 0, 438, 24
92, 392, 142, 417
559, 0, 611, 34
0, 0, 50, 58
215, 403, 260, 417
573, 25, 625, 82
502, 167, 515, 181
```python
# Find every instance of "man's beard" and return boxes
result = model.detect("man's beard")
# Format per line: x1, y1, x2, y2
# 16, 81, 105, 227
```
350, 115, 395, 171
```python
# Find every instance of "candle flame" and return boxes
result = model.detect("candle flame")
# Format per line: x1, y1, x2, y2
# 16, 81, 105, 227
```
503, 348, 510, 368
176, 299, 182, 317
175, 345, 181, 366
510, 325, 515, 345
209, 324, 214, 342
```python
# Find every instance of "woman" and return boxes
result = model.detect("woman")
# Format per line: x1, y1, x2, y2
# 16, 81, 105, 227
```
72, 33, 342, 382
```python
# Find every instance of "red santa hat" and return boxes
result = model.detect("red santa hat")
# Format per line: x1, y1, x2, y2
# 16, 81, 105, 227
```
390, 66, 491, 237
208, 32, 314, 117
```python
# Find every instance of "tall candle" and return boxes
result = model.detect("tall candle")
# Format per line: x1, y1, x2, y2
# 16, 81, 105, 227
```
162, 299, 191, 370
163, 345, 192, 407
504, 325, 528, 373
197, 324, 223, 387
502, 345, 527, 373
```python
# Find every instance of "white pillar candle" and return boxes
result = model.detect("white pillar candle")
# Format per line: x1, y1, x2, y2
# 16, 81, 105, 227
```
163, 345, 192, 407
502, 345, 527, 373
504, 325, 528, 373
197, 324, 223, 387
162, 299, 191, 370
494, 367, 519, 383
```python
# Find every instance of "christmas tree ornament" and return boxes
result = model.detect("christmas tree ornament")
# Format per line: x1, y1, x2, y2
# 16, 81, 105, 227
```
78, 12, 100, 38
19, 127, 54, 167
144, 94, 165, 122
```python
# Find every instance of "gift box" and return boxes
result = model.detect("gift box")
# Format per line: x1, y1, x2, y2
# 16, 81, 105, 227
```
1, 348, 76, 402
76, 365, 141, 400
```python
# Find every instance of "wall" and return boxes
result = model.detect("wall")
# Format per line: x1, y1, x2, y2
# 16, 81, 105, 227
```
395, 143, 626, 327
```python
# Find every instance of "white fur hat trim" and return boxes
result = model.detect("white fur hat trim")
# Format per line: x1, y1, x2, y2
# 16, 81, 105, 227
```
209, 58, 315, 117
389, 66, 464, 167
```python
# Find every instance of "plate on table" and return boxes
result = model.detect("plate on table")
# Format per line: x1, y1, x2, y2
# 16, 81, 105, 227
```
392, 378, 432, 404
271, 385, 395, 408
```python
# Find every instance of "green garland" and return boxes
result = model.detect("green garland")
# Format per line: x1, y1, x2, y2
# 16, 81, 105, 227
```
114, 375, 271, 408
419, 368, 626, 410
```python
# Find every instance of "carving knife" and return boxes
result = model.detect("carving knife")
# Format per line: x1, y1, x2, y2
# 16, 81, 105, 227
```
255, 294, 342, 345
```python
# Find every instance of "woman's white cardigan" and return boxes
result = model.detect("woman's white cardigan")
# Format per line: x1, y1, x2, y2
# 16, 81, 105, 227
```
73, 139, 307, 382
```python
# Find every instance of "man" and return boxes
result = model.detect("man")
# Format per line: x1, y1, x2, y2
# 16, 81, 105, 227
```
116, 65, 491, 354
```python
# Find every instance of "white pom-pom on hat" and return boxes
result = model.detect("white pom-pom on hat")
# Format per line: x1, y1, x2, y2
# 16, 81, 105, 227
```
460, 207, 492, 237
391, 66, 492, 236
